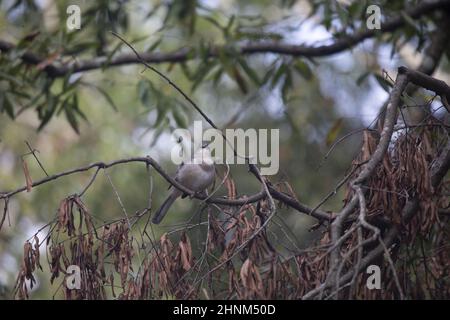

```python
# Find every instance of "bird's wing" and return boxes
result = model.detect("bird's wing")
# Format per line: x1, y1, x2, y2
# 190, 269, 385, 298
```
169, 161, 189, 198
166, 161, 184, 190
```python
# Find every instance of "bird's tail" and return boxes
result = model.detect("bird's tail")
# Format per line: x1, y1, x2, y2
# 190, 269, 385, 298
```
152, 190, 181, 224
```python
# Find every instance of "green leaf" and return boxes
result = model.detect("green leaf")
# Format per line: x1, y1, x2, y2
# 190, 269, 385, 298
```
198, 41, 211, 61
219, 46, 250, 94
400, 11, 420, 32
150, 118, 169, 147
228, 66, 248, 94
106, 41, 125, 65
65, 107, 80, 134
66, 41, 99, 54
281, 70, 293, 103
271, 63, 287, 88
95, 85, 118, 111
203, 15, 223, 31
284, 110, 301, 138
293, 60, 312, 80
325, 118, 343, 146
62, 96, 83, 135
172, 107, 188, 128
374, 74, 393, 92
0, 92, 14, 118
8, 88, 31, 99
212, 67, 223, 87
137, 80, 153, 108
38, 95, 57, 131
146, 38, 162, 52
356, 72, 370, 86
262, 65, 276, 85
323, 3, 332, 30
154, 99, 169, 127
72, 94, 87, 121
348, 1, 366, 19
224, 15, 235, 38
180, 63, 193, 80
0, 71, 23, 86
336, 3, 348, 27
25, 90, 45, 110
0, 92, 15, 119
0, 92, 4, 114
191, 61, 217, 92
234, 31, 283, 41
237, 57, 260, 86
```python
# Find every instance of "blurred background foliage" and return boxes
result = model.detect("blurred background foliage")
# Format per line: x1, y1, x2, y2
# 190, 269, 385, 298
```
0, 0, 449, 298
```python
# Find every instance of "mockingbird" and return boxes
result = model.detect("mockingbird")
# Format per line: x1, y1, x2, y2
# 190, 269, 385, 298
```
152, 143, 215, 224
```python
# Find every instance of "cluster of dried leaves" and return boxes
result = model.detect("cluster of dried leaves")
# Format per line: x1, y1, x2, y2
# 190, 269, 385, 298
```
14, 195, 135, 299
347, 126, 440, 235
14, 236, 42, 299
334, 120, 449, 299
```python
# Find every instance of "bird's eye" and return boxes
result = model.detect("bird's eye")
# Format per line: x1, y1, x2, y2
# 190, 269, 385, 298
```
202, 141, 210, 148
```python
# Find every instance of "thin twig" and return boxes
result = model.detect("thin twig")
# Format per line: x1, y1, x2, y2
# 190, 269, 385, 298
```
25, 141, 49, 177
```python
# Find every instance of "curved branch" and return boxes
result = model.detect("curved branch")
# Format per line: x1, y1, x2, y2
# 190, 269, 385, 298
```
1, 0, 449, 77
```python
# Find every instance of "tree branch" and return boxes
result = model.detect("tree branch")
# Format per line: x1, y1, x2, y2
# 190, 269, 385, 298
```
1, 0, 449, 77
0, 156, 330, 225
398, 66, 450, 101
374, 12, 450, 128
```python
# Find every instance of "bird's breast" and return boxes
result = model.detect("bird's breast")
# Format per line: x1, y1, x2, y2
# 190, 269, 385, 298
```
176, 163, 215, 192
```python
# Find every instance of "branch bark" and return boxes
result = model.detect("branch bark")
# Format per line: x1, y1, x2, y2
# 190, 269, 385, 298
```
0, 156, 330, 226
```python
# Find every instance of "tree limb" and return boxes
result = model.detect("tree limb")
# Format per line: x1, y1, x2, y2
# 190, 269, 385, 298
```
0, 156, 330, 225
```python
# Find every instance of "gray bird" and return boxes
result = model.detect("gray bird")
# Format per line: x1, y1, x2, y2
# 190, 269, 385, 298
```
152, 144, 215, 224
